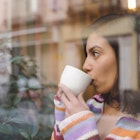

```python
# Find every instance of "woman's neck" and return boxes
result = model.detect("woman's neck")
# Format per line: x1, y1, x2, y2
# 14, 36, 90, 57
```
97, 103, 123, 140
104, 103, 120, 115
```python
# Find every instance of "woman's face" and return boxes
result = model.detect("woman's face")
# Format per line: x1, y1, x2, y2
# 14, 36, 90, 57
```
83, 33, 118, 94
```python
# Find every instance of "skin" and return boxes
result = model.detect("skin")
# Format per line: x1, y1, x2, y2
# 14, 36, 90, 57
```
57, 33, 118, 117
83, 33, 118, 94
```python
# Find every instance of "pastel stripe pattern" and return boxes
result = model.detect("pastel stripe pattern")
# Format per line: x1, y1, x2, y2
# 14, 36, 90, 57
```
54, 95, 65, 124
87, 94, 104, 121
105, 116, 140, 140
59, 111, 99, 140
51, 94, 140, 140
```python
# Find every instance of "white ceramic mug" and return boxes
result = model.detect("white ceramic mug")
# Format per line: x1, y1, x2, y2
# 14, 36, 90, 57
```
59, 65, 92, 96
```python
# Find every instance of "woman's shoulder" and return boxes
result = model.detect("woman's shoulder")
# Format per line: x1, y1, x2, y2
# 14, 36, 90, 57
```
117, 114, 140, 128
105, 115, 140, 139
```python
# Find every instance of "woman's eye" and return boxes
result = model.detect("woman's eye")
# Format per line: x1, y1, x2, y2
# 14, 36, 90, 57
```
89, 47, 100, 58
94, 52, 99, 57
93, 51, 99, 57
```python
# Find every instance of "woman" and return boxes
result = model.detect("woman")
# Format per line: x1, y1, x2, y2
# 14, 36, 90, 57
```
51, 14, 140, 140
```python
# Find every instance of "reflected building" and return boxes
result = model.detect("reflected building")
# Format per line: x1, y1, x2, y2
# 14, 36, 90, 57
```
1, 0, 140, 95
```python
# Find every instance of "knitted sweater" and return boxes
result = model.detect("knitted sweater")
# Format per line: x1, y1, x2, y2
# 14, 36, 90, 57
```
51, 95, 140, 140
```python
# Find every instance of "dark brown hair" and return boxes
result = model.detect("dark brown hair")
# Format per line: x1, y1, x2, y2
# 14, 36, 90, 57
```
82, 13, 140, 116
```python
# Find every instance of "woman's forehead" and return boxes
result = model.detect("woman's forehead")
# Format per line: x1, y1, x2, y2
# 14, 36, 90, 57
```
87, 33, 109, 47
88, 33, 105, 40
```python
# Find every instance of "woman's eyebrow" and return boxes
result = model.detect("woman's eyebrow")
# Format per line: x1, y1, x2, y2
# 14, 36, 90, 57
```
88, 45, 102, 52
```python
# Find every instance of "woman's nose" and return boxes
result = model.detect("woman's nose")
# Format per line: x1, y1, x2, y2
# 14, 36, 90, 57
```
82, 57, 91, 73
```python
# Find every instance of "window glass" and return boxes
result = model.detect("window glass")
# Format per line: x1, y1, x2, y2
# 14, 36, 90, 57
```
0, 0, 139, 139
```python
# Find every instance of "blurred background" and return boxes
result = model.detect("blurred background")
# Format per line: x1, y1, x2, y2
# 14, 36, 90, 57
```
0, 0, 140, 139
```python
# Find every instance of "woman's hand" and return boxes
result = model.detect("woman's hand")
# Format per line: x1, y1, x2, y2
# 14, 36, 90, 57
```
57, 84, 89, 118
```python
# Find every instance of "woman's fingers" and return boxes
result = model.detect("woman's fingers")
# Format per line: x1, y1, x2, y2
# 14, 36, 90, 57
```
57, 84, 89, 117
78, 92, 89, 110
58, 84, 77, 101
56, 88, 63, 98
59, 84, 87, 108
56, 85, 70, 105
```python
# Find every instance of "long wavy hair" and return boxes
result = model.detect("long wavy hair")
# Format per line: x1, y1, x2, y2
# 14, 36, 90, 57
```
82, 13, 140, 116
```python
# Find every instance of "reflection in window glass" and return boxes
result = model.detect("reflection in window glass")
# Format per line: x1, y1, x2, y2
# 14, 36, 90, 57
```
30, 0, 38, 13
0, 0, 139, 139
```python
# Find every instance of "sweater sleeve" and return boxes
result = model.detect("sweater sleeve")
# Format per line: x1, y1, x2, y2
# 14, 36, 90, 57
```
57, 94, 104, 140
51, 94, 104, 140
59, 110, 100, 140
51, 95, 65, 140
87, 94, 104, 121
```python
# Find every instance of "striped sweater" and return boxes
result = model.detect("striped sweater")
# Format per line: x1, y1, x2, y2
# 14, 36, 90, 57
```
51, 95, 140, 140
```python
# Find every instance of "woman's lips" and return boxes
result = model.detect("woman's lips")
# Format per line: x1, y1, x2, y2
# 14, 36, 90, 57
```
90, 79, 94, 85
